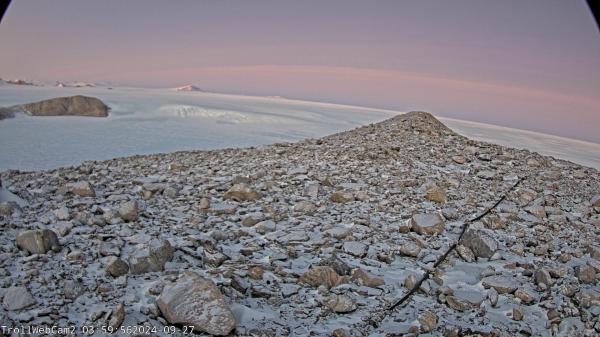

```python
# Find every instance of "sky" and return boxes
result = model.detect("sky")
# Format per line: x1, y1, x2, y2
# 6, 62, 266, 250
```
1, 0, 599, 143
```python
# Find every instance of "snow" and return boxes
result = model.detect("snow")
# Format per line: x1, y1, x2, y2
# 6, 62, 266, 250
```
0, 85, 598, 171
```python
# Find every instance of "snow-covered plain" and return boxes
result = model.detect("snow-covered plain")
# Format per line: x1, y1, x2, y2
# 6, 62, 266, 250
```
0, 85, 598, 171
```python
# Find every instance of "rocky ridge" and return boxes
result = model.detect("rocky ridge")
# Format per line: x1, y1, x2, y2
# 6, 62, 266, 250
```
0, 111, 599, 336
0, 95, 109, 120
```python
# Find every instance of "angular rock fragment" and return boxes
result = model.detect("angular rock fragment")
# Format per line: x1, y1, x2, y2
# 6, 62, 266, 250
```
418, 311, 437, 332
534, 269, 553, 287
575, 265, 596, 284
63, 181, 95, 197
399, 242, 421, 257
411, 213, 445, 236
129, 239, 174, 274
482, 276, 518, 294
461, 229, 498, 258
351, 268, 384, 288
425, 185, 446, 203
224, 183, 261, 201
330, 191, 354, 203
342, 241, 367, 257
325, 294, 356, 313
119, 200, 140, 222
299, 266, 346, 289
16, 229, 61, 254
2, 286, 36, 311
456, 244, 476, 262
106, 258, 130, 277
157, 272, 236, 336
293, 200, 316, 214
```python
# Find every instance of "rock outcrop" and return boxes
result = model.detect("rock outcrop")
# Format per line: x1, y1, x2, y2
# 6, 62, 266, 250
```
17, 95, 109, 117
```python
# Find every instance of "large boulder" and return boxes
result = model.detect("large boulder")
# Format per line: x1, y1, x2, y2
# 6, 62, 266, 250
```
16, 229, 61, 254
157, 272, 236, 336
19, 95, 109, 117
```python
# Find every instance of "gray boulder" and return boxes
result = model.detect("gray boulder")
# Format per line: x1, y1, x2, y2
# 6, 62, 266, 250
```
16, 229, 61, 254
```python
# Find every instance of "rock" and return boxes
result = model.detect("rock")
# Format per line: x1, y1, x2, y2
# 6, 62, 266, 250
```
2, 286, 36, 310
63, 181, 96, 197
461, 229, 498, 258
19, 95, 109, 117
156, 272, 236, 336
223, 183, 261, 201
342, 241, 367, 257
199, 197, 210, 209
446, 296, 471, 311
16, 229, 60, 254
254, 219, 277, 234
591, 195, 600, 207
304, 183, 319, 198
411, 213, 445, 236
399, 242, 421, 257
404, 274, 418, 289
330, 191, 354, 203
588, 245, 600, 261
456, 244, 476, 262
452, 155, 466, 164
515, 288, 536, 304
575, 265, 596, 284
293, 200, 316, 214
129, 239, 174, 274
487, 288, 499, 307
482, 276, 518, 294
513, 307, 524, 321
63, 280, 85, 300
325, 294, 356, 313
418, 311, 437, 333
107, 303, 125, 330
247, 266, 264, 280
320, 254, 352, 276
534, 269, 553, 287
106, 258, 130, 277
351, 268, 384, 288
300, 266, 346, 289
119, 200, 140, 222
53, 206, 70, 220
425, 186, 446, 203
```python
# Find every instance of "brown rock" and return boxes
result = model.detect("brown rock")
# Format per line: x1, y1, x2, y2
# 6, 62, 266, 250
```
351, 268, 385, 288
106, 258, 129, 277
418, 311, 437, 332
157, 272, 236, 336
575, 265, 597, 284
300, 266, 346, 289
119, 200, 140, 222
330, 191, 354, 203
16, 229, 61, 254
64, 181, 96, 197
20, 95, 109, 117
411, 213, 445, 236
325, 294, 357, 313
224, 183, 261, 201
425, 186, 446, 203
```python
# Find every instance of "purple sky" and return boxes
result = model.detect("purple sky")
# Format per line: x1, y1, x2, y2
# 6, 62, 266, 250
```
1, 0, 599, 142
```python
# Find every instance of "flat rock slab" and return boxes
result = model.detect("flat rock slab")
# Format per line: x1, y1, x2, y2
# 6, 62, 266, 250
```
157, 272, 236, 336
2, 286, 36, 311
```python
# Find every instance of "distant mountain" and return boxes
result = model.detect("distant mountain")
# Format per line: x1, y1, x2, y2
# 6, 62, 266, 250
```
172, 85, 204, 92
2, 78, 37, 86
